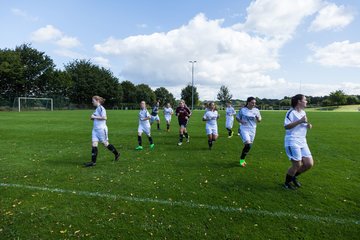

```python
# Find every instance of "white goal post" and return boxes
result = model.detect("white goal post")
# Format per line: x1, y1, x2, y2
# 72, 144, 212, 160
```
17, 97, 53, 112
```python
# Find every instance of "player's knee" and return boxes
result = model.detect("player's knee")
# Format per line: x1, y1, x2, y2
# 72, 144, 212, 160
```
92, 142, 98, 147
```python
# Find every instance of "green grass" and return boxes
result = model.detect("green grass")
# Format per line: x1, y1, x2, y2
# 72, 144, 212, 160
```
310, 104, 360, 112
0, 110, 359, 239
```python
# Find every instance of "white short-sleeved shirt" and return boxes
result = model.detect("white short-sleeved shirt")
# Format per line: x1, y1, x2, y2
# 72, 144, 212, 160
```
139, 108, 151, 125
225, 106, 236, 119
93, 105, 107, 129
164, 107, 174, 118
284, 109, 308, 147
237, 107, 261, 130
203, 110, 219, 127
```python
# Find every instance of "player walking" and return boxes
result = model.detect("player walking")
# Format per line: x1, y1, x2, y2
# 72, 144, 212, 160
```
136, 101, 155, 150
225, 102, 236, 138
175, 100, 191, 146
202, 102, 219, 150
236, 97, 262, 167
84, 96, 120, 167
283, 94, 314, 190
163, 103, 174, 132
150, 100, 161, 130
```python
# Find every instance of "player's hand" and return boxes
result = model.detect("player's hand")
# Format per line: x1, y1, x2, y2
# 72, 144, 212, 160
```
307, 123, 312, 129
185, 116, 189, 120
300, 116, 307, 123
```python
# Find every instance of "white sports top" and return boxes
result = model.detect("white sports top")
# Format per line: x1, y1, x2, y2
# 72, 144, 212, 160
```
93, 105, 107, 129
139, 108, 151, 125
164, 107, 174, 117
226, 106, 236, 118
284, 108, 308, 146
237, 107, 261, 129
203, 110, 219, 126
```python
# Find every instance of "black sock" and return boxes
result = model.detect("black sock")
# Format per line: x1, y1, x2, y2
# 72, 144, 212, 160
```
295, 172, 301, 177
107, 144, 119, 156
148, 136, 153, 145
226, 128, 232, 136
179, 134, 183, 142
184, 132, 189, 139
285, 174, 293, 184
157, 123, 160, 129
208, 139, 213, 148
167, 124, 170, 130
138, 136, 142, 146
91, 146, 98, 163
240, 144, 252, 159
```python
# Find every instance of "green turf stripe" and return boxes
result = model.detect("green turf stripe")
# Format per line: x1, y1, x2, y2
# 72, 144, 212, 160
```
1, 182, 359, 225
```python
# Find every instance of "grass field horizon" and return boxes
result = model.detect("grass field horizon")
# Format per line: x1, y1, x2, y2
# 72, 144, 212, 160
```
1, 110, 359, 239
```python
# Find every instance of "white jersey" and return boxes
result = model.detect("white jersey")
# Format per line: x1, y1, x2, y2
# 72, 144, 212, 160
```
225, 106, 236, 119
284, 109, 308, 147
203, 110, 219, 126
237, 107, 261, 130
164, 107, 174, 118
139, 108, 151, 125
93, 105, 107, 129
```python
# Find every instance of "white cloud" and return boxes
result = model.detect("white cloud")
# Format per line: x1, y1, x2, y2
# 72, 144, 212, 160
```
307, 41, 360, 68
309, 3, 355, 32
233, 0, 322, 40
92, 56, 111, 69
53, 49, 85, 59
31, 25, 62, 42
11, 8, 39, 21
56, 36, 81, 48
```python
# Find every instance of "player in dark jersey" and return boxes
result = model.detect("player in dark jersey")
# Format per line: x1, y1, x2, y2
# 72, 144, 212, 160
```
175, 100, 191, 146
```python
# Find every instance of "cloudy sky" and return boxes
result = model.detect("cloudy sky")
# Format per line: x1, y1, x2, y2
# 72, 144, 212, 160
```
1, 0, 359, 100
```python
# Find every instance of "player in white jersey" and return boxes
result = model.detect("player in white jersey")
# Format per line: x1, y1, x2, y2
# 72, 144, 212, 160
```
163, 103, 174, 132
236, 97, 262, 167
202, 102, 220, 150
225, 102, 236, 138
136, 101, 155, 150
150, 100, 161, 130
84, 96, 120, 167
283, 94, 314, 190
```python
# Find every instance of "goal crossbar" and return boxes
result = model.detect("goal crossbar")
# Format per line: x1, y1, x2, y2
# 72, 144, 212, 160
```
17, 97, 53, 112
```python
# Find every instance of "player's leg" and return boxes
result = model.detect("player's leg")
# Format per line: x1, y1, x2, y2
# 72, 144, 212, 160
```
85, 129, 100, 167
284, 146, 302, 189
157, 117, 161, 130
136, 126, 144, 150
101, 128, 120, 161
144, 127, 154, 149
178, 122, 184, 145
239, 129, 252, 166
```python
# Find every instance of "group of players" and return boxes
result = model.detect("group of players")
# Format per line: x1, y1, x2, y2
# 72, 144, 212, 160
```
84, 94, 314, 190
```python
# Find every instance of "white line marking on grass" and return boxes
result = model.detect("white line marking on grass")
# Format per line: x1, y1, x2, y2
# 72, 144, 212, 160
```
1, 183, 359, 225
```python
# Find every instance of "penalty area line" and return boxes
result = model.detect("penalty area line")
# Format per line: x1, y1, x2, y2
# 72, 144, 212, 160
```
1, 182, 358, 225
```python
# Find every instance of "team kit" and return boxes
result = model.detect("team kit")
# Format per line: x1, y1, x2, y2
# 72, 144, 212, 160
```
84, 94, 313, 190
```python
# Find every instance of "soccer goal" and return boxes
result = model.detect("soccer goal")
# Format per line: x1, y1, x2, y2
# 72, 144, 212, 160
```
14, 97, 53, 112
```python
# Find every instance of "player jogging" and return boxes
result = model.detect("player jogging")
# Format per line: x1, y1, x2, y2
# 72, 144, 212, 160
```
283, 94, 314, 190
84, 96, 120, 167
202, 102, 219, 150
150, 100, 161, 130
236, 97, 262, 167
175, 100, 191, 146
136, 101, 155, 150
225, 102, 236, 138
163, 103, 174, 132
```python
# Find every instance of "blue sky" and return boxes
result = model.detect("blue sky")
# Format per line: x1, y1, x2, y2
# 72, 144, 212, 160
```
1, 0, 359, 100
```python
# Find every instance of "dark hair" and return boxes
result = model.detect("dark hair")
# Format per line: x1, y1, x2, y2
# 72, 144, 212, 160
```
245, 97, 256, 107
291, 94, 304, 108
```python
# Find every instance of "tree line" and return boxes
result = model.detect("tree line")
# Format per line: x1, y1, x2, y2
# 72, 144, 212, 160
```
0, 44, 199, 109
1, 44, 358, 110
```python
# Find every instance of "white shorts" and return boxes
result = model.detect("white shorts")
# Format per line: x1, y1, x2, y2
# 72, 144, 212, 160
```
150, 115, 160, 123
239, 127, 255, 143
92, 127, 108, 143
206, 124, 218, 135
285, 144, 312, 161
165, 115, 172, 123
138, 123, 151, 136
226, 117, 234, 129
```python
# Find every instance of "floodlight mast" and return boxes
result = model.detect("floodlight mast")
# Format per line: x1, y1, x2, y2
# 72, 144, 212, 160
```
189, 60, 197, 111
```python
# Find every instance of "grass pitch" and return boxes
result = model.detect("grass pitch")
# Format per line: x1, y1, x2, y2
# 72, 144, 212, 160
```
0, 110, 359, 239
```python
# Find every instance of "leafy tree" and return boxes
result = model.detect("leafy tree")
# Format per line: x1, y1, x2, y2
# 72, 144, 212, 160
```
217, 85, 232, 106
346, 95, 358, 105
154, 87, 176, 107
121, 80, 137, 103
181, 84, 199, 109
135, 84, 156, 105
65, 59, 122, 107
329, 90, 347, 106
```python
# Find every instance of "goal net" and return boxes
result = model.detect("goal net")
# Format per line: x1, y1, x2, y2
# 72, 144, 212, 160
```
14, 97, 53, 112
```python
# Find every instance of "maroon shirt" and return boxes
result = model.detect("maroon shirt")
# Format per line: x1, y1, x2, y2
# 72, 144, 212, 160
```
176, 106, 191, 121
